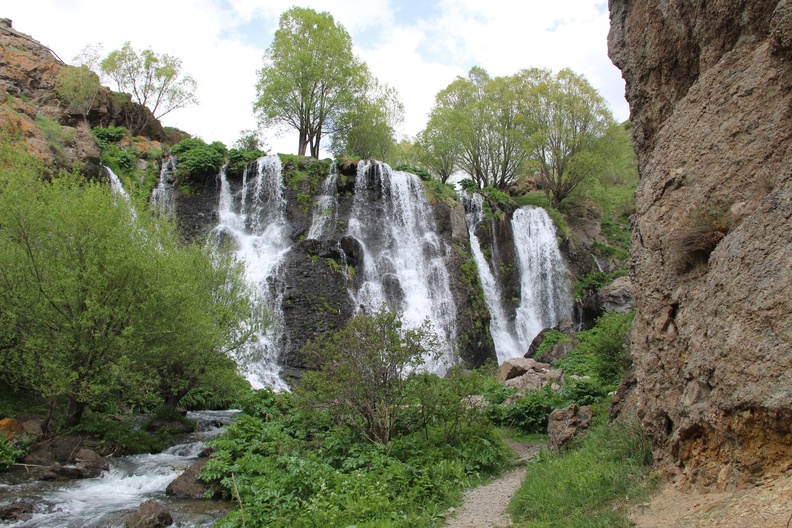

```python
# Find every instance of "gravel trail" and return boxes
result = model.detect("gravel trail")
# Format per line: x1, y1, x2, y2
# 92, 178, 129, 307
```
444, 441, 540, 528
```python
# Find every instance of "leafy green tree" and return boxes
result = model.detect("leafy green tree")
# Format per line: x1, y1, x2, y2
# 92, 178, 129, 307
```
56, 65, 100, 125
100, 41, 198, 120
423, 67, 528, 188
297, 308, 440, 447
330, 79, 404, 160
520, 68, 614, 207
0, 140, 256, 433
254, 7, 367, 157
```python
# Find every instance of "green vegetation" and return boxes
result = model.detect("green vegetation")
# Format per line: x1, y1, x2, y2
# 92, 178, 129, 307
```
0, 136, 256, 435
171, 137, 225, 180
555, 312, 635, 389
510, 416, 655, 527
55, 64, 100, 124
201, 312, 511, 527
100, 41, 197, 121
34, 114, 75, 157
91, 126, 162, 197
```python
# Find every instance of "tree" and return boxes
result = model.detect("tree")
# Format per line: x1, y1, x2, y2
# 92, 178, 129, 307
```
100, 42, 198, 120
297, 308, 440, 447
254, 7, 366, 157
330, 78, 404, 160
55, 65, 100, 125
422, 67, 528, 189
520, 68, 614, 207
0, 141, 256, 433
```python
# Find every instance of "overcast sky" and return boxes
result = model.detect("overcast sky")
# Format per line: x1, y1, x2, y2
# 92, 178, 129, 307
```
6, 0, 627, 155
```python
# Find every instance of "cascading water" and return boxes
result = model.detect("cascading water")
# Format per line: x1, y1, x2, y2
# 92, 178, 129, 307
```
209, 156, 290, 390
346, 161, 458, 371
463, 193, 521, 363
0, 411, 237, 528
512, 205, 573, 351
463, 196, 572, 362
306, 168, 339, 241
151, 156, 177, 215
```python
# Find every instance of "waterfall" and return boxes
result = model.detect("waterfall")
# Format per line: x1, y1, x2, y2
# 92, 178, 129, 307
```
463, 197, 572, 362
512, 205, 573, 350
151, 156, 177, 215
306, 167, 339, 240
347, 161, 458, 372
463, 193, 521, 363
209, 156, 290, 390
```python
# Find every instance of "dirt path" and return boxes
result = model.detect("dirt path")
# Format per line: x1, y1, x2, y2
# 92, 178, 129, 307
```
444, 441, 540, 528
630, 472, 792, 527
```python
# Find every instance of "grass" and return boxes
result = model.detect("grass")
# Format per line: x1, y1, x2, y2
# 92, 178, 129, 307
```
509, 414, 656, 527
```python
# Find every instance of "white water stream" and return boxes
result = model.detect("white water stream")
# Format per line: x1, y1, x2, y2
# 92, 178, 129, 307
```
0, 411, 236, 528
209, 156, 290, 390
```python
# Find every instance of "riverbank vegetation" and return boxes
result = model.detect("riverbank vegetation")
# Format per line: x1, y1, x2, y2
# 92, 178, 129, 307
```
0, 134, 257, 439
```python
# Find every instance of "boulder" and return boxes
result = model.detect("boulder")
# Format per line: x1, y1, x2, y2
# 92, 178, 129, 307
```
524, 328, 552, 358
595, 276, 634, 315
125, 500, 173, 528
74, 448, 108, 478
166, 458, 210, 499
0, 500, 35, 521
0, 418, 24, 439
497, 357, 551, 382
504, 367, 563, 393
547, 404, 593, 452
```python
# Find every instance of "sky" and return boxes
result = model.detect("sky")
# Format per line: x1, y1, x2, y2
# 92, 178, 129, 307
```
5, 0, 628, 155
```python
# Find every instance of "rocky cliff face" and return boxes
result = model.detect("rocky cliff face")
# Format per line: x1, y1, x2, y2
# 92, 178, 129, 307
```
0, 18, 163, 178
609, 0, 792, 488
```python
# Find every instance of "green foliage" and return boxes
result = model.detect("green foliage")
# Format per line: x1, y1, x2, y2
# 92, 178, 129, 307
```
487, 386, 566, 434
556, 312, 634, 388
56, 64, 100, 120
171, 138, 225, 180
201, 382, 510, 528
572, 269, 628, 300
79, 412, 167, 454
0, 435, 29, 468
226, 148, 263, 178
34, 114, 75, 156
394, 164, 433, 182
297, 308, 441, 446
91, 126, 130, 145
422, 177, 460, 206
100, 41, 197, 120
509, 418, 654, 527
533, 330, 571, 360
0, 138, 257, 432
255, 7, 368, 157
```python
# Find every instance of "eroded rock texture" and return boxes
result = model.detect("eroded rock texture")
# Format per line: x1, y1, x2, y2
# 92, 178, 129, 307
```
609, 0, 792, 488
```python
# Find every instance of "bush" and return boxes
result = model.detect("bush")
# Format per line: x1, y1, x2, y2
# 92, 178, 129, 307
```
91, 126, 131, 145
226, 148, 263, 178
296, 308, 440, 446
171, 138, 225, 180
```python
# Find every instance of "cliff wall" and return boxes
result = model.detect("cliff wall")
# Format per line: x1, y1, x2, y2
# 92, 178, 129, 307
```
609, 0, 792, 488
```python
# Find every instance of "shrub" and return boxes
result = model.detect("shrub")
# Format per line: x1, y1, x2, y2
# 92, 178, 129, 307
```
91, 126, 131, 145
171, 138, 225, 180
297, 308, 440, 446
226, 148, 263, 178
670, 203, 733, 274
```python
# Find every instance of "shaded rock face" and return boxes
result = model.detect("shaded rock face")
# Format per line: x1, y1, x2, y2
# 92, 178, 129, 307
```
609, 0, 792, 487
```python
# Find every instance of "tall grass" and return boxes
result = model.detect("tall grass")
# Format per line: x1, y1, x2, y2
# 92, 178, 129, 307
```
509, 416, 655, 527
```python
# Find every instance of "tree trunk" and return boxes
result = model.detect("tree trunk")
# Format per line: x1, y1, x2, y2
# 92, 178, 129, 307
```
64, 397, 86, 429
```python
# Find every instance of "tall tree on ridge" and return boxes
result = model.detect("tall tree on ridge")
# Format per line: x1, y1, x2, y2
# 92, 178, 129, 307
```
255, 7, 366, 157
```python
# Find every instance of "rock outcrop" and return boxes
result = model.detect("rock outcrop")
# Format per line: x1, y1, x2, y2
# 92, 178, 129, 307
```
609, 0, 792, 488
0, 19, 162, 179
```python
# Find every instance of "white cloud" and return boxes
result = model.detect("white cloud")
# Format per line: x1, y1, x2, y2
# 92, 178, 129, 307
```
5, 0, 628, 152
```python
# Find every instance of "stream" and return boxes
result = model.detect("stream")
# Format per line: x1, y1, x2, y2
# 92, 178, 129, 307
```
0, 410, 237, 527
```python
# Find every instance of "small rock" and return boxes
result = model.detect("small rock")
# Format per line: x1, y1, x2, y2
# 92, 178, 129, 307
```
0, 500, 35, 521
547, 404, 593, 452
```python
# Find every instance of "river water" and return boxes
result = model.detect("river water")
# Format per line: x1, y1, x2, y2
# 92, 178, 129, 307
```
0, 411, 237, 528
